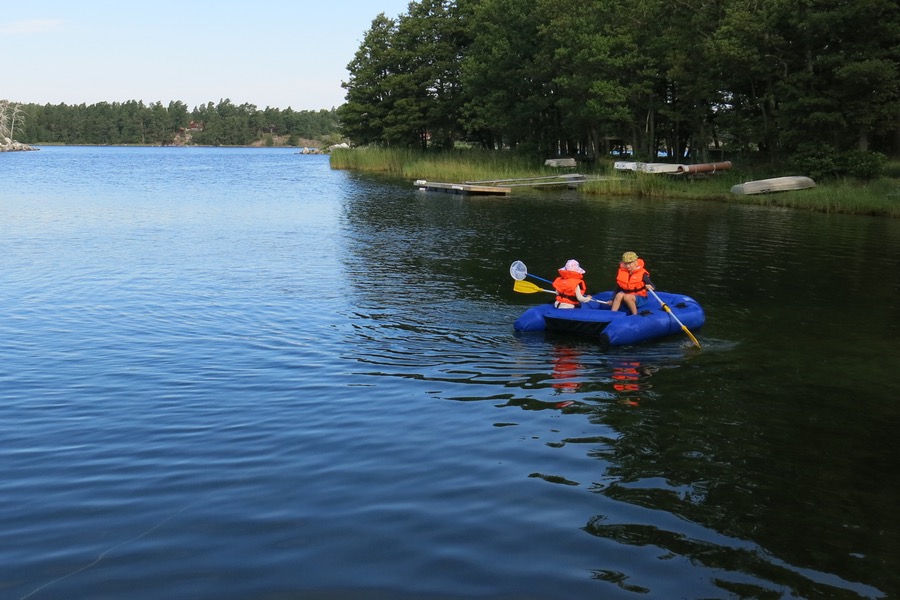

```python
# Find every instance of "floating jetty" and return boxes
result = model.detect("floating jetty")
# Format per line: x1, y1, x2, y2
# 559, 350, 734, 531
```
414, 173, 621, 195
414, 180, 511, 196
466, 173, 591, 188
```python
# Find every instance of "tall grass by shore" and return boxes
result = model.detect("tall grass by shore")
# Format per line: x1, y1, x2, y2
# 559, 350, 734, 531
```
330, 147, 558, 183
330, 147, 900, 218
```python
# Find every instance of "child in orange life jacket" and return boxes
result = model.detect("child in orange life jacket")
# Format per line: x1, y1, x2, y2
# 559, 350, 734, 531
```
610, 251, 655, 315
552, 259, 593, 308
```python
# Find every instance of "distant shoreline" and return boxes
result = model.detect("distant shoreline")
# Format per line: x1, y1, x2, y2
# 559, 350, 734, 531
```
16, 141, 330, 151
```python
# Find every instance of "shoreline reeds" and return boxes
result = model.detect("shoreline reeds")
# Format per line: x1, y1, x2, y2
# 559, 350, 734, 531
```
330, 147, 900, 218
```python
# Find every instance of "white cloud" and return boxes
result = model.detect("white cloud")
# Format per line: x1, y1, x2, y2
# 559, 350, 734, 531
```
0, 19, 64, 35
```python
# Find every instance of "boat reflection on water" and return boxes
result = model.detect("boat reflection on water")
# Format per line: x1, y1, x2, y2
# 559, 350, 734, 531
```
550, 343, 659, 408
611, 360, 654, 406
612, 362, 642, 392
549, 345, 659, 409
551, 345, 583, 394
502, 339, 672, 411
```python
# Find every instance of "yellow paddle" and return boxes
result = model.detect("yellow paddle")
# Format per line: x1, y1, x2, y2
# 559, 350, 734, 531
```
648, 289, 701, 348
513, 280, 609, 304
513, 280, 555, 294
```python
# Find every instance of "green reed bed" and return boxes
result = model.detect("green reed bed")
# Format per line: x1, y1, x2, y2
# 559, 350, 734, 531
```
583, 170, 737, 200
404, 152, 544, 183
330, 147, 559, 182
329, 147, 420, 174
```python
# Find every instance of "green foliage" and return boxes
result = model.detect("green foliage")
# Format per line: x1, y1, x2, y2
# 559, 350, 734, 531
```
843, 150, 887, 180
338, 0, 900, 166
19, 100, 340, 146
459, 0, 547, 151
338, 14, 400, 146
790, 146, 888, 180
339, 2, 470, 150
789, 146, 843, 181
883, 159, 900, 178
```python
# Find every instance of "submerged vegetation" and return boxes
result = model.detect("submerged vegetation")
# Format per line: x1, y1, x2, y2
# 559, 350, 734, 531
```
331, 147, 900, 218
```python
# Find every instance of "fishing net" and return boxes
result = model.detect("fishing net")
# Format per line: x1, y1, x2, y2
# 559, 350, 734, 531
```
509, 260, 528, 281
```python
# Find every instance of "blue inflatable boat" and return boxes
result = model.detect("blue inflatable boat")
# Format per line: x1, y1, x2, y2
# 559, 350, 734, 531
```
514, 290, 705, 347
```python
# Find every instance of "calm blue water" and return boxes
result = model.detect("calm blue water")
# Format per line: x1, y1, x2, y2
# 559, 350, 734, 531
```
2, 146, 899, 599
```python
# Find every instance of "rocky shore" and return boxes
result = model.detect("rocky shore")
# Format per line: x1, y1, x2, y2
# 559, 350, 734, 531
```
1, 137, 38, 152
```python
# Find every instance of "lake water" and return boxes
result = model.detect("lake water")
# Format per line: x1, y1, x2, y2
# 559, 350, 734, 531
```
2, 146, 899, 599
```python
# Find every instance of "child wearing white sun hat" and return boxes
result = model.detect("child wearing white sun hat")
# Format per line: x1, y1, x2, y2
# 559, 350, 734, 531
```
552, 259, 592, 308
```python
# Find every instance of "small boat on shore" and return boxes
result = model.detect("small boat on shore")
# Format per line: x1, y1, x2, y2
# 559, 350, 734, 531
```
514, 290, 705, 347
730, 176, 815, 195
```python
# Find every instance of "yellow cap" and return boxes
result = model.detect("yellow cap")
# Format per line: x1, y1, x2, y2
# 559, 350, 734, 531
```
622, 251, 638, 263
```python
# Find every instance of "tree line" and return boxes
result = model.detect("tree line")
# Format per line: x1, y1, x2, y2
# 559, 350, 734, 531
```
339, 0, 900, 176
13, 99, 341, 147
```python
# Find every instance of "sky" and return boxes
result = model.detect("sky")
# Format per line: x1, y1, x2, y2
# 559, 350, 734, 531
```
1, 1, 413, 111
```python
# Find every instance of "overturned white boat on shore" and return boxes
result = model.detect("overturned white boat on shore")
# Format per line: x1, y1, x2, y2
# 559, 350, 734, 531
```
730, 176, 816, 195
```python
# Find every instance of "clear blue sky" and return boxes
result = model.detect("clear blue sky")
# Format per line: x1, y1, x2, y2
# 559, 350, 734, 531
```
1, 1, 412, 111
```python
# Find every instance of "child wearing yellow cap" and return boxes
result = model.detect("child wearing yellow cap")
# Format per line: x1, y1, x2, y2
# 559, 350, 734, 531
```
611, 252, 654, 315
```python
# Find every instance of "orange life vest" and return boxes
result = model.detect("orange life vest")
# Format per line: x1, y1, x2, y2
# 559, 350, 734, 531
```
553, 270, 587, 306
616, 259, 649, 296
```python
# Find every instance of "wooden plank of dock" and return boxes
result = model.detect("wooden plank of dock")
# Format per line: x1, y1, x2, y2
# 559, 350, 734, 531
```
465, 173, 586, 185
413, 180, 511, 196
412, 174, 623, 194
466, 174, 624, 188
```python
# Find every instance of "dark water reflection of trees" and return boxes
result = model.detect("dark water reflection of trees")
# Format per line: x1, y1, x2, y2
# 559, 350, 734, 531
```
341, 173, 900, 598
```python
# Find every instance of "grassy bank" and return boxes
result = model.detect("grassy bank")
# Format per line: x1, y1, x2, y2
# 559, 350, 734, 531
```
331, 147, 900, 218
330, 146, 551, 183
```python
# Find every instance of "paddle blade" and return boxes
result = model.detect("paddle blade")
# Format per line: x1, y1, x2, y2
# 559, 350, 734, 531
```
513, 280, 554, 294
510, 260, 528, 281
681, 326, 702, 348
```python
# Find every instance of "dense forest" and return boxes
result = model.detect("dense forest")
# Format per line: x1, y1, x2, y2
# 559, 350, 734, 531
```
339, 0, 900, 174
7, 99, 341, 147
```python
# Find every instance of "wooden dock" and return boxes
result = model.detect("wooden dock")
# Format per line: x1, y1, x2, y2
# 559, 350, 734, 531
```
414, 180, 511, 196
466, 173, 588, 188
413, 173, 623, 195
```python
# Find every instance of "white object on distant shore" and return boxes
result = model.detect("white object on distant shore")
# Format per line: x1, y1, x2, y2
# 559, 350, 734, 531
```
730, 176, 816, 195
614, 161, 732, 175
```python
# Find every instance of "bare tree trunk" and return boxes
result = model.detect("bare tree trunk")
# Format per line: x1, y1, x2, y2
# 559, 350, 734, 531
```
0, 101, 8, 139
646, 102, 655, 159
